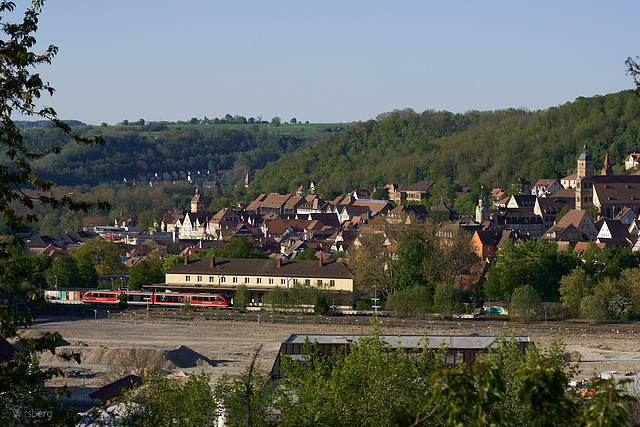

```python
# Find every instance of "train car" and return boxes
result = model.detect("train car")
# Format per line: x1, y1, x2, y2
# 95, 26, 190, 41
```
153, 292, 229, 308
81, 290, 230, 308
81, 290, 120, 304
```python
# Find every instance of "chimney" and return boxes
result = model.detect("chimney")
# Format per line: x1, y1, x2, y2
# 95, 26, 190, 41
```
276, 257, 282, 268
318, 255, 323, 267
210, 256, 215, 268
184, 255, 188, 265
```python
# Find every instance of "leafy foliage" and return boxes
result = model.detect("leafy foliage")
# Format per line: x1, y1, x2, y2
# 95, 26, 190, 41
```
510, 285, 542, 323
211, 236, 268, 259
251, 92, 640, 202
128, 253, 165, 290
122, 371, 218, 426
0, 3, 111, 423
233, 284, 250, 311
484, 239, 580, 301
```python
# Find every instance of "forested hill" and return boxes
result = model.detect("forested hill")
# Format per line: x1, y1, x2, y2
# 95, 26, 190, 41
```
21, 124, 331, 186
250, 90, 640, 200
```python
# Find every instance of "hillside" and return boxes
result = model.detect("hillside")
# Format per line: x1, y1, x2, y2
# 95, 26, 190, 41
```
17, 123, 346, 187
250, 91, 640, 201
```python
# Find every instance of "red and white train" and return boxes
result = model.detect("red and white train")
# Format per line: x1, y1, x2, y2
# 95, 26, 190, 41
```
81, 290, 230, 308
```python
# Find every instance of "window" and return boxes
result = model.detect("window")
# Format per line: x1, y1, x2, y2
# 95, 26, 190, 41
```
245, 277, 250, 284
329, 280, 335, 287
209, 277, 214, 283
233, 277, 238, 284
185, 276, 190, 282
220, 276, 226, 283
305, 279, 310, 286
317, 279, 323, 286
257, 278, 262, 284
281, 279, 286, 285
197, 276, 202, 282
269, 278, 274, 285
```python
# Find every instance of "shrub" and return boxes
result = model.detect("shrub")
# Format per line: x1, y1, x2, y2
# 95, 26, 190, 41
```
314, 294, 330, 315
234, 284, 251, 311
510, 285, 541, 323
264, 286, 290, 312
385, 285, 432, 318
581, 295, 607, 325
433, 283, 462, 318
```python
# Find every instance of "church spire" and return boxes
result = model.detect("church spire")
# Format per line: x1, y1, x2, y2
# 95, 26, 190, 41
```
601, 152, 613, 176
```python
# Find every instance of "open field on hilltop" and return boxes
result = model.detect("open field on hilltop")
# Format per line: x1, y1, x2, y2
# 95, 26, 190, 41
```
24, 310, 640, 408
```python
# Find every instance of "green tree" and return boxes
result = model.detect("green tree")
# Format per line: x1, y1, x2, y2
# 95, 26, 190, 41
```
348, 215, 419, 297
313, 294, 330, 315
581, 295, 608, 325
46, 256, 81, 288
212, 236, 268, 259
122, 371, 218, 426
384, 285, 432, 317
25, 253, 51, 289
162, 255, 184, 270
72, 250, 98, 288
274, 327, 443, 426
128, 254, 165, 290
292, 247, 317, 261
270, 116, 281, 126
70, 239, 125, 276
213, 364, 276, 427
433, 282, 462, 318
510, 285, 542, 323
234, 284, 251, 311
370, 186, 389, 200
555, 204, 571, 223
263, 286, 289, 312
0, 2, 107, 422
559, 267, 594, 318
484, 239, 578, 301
395, 230, 431, 291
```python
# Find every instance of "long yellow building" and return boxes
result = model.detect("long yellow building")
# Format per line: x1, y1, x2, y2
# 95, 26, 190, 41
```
159, 256, 355, 308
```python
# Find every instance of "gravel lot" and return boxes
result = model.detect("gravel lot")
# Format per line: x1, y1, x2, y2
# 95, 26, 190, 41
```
24, 312, 640, 406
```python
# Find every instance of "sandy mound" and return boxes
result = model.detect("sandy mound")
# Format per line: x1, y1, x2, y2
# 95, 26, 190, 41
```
14, 330, 70, 347
165, 345, 212, 368
38, 344, 213, 371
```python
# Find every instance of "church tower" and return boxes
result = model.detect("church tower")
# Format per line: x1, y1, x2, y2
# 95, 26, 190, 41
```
190, 188, 204, 213
575, 144, 594, 210
476, 195, 488, 223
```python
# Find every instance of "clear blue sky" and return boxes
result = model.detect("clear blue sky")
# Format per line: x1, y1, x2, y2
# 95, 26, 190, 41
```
23, 0, 640, 125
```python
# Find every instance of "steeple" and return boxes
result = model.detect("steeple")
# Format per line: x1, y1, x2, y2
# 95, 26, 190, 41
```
601, 152, 613, 176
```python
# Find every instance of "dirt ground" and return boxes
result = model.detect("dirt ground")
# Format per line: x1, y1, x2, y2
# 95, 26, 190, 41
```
24, 313, 640, 408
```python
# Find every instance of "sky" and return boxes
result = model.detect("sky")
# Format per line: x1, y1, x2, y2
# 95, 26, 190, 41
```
16, 0, 640, 125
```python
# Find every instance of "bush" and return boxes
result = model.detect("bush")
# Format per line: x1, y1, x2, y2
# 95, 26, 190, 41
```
355, 298, 373, 311
433, 283, 462, 318
385, 285, 433, 318
314, 294, 330, 315
510, 285, 541, 323
118, 292, 128, 309
234, 284, 251, 311
581, 295, 607, 325
182, 296, 192, 312
264, 286, 290, 312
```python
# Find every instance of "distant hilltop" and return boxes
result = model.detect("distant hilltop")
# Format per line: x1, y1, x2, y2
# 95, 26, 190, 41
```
15, 120, 86, 129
